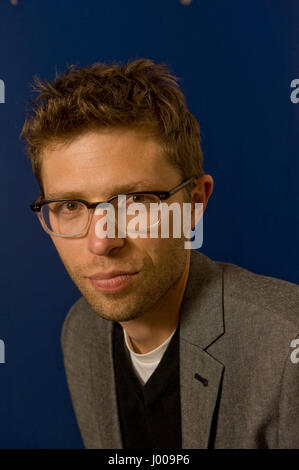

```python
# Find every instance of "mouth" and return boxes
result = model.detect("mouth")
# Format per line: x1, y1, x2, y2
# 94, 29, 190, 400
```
87, 271, 139, 293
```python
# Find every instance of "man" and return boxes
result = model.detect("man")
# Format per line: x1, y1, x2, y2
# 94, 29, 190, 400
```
22, 59, 299, 449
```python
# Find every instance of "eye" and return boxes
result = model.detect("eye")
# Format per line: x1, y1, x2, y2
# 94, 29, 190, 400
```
127, 194, 156, 204
51, 201, 83, 214
131, 195, 147, 203
63, 201, 80, 211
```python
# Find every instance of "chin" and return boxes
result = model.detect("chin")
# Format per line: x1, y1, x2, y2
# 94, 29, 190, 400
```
88, 301, 144, 323
78, 288, 144, 322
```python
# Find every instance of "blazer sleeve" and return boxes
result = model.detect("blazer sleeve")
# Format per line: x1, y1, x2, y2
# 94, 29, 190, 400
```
278, 333, 299, 449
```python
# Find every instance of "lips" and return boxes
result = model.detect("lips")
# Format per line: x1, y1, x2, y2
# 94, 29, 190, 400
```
88, 270, 139, 292
88, 270, 137, 280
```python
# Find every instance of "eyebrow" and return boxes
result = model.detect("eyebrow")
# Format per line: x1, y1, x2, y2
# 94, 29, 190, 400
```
45, 181, 160, 200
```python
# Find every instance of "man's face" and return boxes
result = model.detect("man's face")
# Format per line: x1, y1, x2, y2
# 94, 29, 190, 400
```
41, 128, 189, 322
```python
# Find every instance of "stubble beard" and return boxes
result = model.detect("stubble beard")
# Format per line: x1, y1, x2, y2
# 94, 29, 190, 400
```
60, 241, 188, 322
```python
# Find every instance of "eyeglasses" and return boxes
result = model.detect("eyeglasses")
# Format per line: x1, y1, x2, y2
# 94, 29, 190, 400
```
30, 176, 197, 238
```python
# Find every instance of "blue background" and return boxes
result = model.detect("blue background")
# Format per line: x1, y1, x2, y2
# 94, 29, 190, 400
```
0, 0, 298, 448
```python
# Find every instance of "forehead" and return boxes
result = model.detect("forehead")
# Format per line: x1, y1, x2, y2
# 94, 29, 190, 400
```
41, 128, 179, 198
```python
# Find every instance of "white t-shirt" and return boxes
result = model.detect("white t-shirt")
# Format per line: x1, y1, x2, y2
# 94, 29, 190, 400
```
123, 328, 176, 385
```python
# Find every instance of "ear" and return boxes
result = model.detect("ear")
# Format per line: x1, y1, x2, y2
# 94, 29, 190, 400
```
190, 174, 214, 228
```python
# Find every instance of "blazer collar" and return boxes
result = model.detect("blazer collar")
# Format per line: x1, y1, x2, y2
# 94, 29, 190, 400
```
180, 249, 224, 349
179, 250, 225, 448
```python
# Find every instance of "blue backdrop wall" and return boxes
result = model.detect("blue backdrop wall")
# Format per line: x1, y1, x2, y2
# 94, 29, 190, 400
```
0, 0, 298, 448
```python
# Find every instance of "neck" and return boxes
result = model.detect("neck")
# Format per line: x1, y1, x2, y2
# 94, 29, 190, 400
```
119, 250, 191, 354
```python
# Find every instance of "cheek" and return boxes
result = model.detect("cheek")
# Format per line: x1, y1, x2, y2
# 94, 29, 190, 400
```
51, 237, 84, 268
131, 236, 182, 266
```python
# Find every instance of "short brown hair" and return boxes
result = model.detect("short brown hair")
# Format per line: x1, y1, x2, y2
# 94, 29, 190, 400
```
21, 59, 204, 195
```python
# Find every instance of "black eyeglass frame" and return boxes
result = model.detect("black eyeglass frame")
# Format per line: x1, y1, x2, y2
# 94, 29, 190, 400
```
30, 175, 198, 213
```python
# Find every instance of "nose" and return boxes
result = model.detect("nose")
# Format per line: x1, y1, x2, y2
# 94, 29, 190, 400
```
87, 207, 125, 256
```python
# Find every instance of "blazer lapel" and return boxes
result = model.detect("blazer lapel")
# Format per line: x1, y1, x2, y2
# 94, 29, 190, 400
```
90, 318, 123, 449
180, 250, 225, 448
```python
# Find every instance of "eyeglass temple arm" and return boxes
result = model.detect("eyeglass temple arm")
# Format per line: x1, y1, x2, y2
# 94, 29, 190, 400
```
167, 176, 197, 197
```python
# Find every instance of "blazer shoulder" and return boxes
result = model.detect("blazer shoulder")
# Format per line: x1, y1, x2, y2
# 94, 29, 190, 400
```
220, 261, 299, 328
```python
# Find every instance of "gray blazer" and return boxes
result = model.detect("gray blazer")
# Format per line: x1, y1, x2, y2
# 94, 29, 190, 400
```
61, 250, 299, 449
